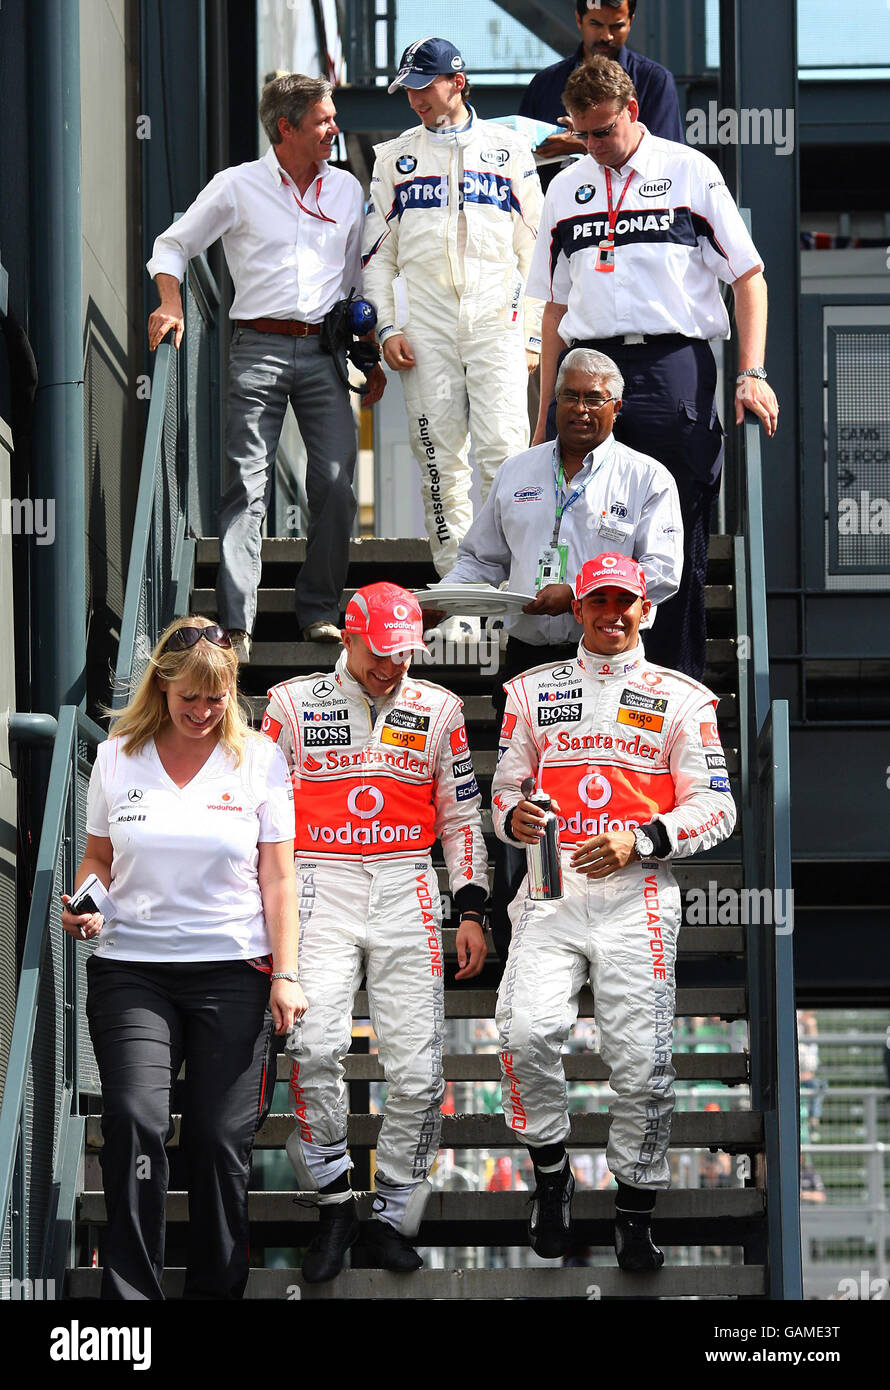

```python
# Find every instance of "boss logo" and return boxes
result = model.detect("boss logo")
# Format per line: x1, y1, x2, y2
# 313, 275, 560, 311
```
537, 703, 582, 725
303, 725, 351, 746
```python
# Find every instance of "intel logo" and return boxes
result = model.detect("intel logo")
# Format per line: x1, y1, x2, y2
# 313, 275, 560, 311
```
639, 179, 672, 197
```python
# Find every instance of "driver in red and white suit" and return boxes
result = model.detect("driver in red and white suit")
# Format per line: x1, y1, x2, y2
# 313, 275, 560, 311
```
262, 582, 488, 1282
491, 553, 736, 1270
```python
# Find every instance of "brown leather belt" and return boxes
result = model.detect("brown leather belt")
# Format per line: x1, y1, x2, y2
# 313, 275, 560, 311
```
239, 318, 322, 336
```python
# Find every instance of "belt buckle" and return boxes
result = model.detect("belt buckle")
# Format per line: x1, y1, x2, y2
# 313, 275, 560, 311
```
622, 333, 646, 345
294, 321, 310, 337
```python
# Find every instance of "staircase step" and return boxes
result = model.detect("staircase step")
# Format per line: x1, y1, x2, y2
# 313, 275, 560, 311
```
68, 1262, 766, 1299
196, 534, 733, 568
79, 1186, 764, 1225
432, 924, 744, 957
276, 1049, 749, 1083
349, 986, 746, 1020
86, 1108, 761, 1152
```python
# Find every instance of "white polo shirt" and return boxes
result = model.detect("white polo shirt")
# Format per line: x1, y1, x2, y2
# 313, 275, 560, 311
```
86, 733, 294, 963
527, 125, 763, 342
146, 147, 364, 322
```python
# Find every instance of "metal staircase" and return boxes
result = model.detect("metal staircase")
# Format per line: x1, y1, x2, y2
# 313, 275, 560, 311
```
0, 323, 801, 1300
69, 530, 769, 1299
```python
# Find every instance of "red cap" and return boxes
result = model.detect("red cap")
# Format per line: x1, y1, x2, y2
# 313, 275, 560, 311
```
575, 553, 646, 600
344, 582, 429, 658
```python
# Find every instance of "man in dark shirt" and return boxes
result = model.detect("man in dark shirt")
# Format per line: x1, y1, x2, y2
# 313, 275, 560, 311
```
520, 1, 683, 188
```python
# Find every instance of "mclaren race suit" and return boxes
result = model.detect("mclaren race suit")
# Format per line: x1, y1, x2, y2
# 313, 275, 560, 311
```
491, 642, 736, 1188
263, 652, 489, 1195
362, 110, 544, 574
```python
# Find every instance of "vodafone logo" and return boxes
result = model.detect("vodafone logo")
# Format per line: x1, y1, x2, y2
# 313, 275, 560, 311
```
403, 686, 423, 701
600, 556, 618, 568
578, 772, 612, 809
392, 603, 409, 620
346, 786, 385, 819
641, 672, 662, 688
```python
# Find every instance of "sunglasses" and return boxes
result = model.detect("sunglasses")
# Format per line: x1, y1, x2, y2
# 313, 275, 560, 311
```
164, 624, 233, 652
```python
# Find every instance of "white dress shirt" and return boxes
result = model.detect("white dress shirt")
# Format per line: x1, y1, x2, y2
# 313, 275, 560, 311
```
527, 126, 763, 342
147, 147, 364, 322
443, 435, 683, 645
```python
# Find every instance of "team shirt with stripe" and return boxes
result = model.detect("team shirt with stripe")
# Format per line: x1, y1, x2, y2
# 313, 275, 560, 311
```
527, 125, 763, 343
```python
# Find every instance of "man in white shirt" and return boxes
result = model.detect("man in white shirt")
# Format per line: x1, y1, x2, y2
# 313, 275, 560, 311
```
147, 75, 384, 656
362, 38, 543, 584
529, 57, 779, 680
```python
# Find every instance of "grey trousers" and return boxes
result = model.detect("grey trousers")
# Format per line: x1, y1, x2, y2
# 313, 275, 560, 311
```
216, 325, 357, 633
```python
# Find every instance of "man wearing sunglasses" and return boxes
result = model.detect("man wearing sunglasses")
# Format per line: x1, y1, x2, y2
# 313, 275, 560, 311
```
147, 74, 385, 661
528, 57, 779, 682
261, 582, 488, 1282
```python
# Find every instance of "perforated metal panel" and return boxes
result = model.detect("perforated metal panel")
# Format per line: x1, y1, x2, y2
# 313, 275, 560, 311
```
827, 326, 890, 578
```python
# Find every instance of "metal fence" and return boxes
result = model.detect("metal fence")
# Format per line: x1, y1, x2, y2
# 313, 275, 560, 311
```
0, 709, 104, 1291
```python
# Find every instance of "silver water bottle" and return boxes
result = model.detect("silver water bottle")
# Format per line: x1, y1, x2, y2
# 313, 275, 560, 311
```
521, 777, 563, 901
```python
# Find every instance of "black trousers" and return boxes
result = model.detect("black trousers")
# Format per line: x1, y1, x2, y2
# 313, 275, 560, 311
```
86, 955, 276, 1300
547, 335, 723, 681
490, 637, 579, 976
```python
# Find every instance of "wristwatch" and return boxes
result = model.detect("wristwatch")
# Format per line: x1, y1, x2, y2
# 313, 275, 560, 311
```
633, 827, 656, 859
271, 970, 300, 983
736, 367, 767, 381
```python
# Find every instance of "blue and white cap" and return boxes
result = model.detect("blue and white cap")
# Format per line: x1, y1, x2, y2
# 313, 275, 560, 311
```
388, 37, 466, 94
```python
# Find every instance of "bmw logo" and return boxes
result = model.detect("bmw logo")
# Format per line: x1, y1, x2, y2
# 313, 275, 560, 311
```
396, 155, 417, 174
575, 183, 596, 204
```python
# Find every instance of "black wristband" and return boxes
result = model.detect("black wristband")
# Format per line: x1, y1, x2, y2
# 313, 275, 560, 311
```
459, 909, 485, 924
453, 883, 487, 915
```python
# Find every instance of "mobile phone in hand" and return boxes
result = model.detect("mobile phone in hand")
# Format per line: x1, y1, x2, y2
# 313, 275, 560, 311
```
66, 873, 111, 917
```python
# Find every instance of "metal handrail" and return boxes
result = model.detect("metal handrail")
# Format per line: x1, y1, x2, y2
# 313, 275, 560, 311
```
733, 418, 803, 1299
0, 707, 104, 1285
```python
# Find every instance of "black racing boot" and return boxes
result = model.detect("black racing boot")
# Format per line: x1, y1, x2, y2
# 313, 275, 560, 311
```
529, 1158, 575, 1259
614, 1209, 665, 1272
362, 1219, 424, 1273
301, 1196, 359, 1284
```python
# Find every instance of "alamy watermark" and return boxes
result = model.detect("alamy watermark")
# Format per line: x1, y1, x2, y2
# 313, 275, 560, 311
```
416, 631, 500, 676
1, 497, 55, 545
686, 881, 793, 933
685, 102, 795, 156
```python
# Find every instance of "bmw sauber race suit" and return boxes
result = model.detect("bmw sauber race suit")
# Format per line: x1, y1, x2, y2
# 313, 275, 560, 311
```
362, 109, 544, 574
263, 652, 488, 1194
491, 642, 735, 1188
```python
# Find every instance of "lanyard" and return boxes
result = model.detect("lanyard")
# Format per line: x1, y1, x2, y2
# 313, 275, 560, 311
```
281, 172, 337, 224
551, 444, 613, 545
604, 167, 635, 242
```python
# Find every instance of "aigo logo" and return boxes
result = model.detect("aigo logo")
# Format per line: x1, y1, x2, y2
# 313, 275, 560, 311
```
346, 786, 385, 819
578, 772, 612, 809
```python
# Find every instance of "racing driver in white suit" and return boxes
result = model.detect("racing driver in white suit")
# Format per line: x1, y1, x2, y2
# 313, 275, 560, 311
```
492, 553, 736, 1270
362, 37, 544, 578
262, 582, 488, 1281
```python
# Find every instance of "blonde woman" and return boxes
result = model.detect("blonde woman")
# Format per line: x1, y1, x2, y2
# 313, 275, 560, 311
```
61, 617, 305, 1300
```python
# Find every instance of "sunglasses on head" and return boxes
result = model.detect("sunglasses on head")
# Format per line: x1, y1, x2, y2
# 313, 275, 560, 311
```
164, 624, 233, 652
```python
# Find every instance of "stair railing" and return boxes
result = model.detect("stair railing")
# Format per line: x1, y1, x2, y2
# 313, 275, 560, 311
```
734, 418, 802, 1298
